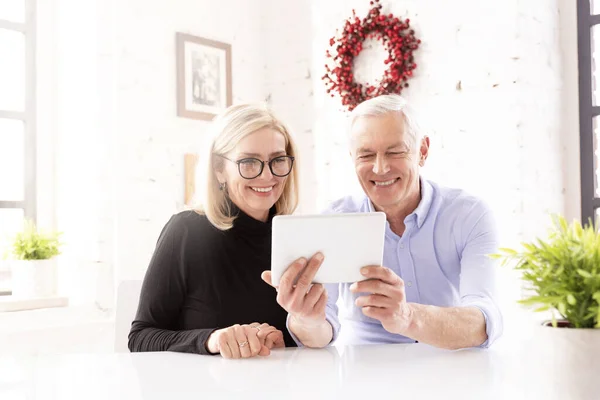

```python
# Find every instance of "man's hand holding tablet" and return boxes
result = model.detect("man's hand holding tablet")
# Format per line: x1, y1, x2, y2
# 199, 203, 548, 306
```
261, 252, 331, 347
261, 212, 386, 348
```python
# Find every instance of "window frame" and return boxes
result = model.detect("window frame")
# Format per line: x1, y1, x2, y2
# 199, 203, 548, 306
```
0, 0, 36, 223
578, 0, 600, 226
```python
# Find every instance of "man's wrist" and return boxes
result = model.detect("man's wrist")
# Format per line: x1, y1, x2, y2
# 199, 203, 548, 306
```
396, 302, 418, 336
289, 314, 333, 348
290, 314, 328, 329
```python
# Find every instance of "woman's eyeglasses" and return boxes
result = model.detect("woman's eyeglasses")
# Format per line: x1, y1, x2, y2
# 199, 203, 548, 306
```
219, 155, 295, 179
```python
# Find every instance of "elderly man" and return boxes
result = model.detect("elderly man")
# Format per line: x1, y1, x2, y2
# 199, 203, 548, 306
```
262, 94, 502, 350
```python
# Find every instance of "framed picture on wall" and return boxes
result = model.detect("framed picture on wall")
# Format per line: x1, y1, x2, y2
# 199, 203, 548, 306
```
176, 33, 232, 120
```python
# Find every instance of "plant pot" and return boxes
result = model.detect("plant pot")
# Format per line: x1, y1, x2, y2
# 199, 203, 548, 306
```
10, 259, 58, 298
539, 319, 600, 349
534, 319, 600, 397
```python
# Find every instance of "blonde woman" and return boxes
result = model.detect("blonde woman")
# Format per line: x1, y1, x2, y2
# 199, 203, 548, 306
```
128, 103, 299, 359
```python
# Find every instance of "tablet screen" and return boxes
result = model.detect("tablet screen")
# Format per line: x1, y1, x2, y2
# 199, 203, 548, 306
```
270, 212, 386, 285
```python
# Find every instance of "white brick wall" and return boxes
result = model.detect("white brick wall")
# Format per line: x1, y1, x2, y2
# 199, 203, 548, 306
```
52, 0, 111, 305
558, 0, 582, 223
47, 0, 272, 304
262, 0, 317, 214
44, 0, 580, 309
304, 0, 567, 248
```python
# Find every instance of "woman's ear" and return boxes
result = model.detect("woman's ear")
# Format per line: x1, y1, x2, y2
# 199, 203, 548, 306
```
213, 157, 226, 184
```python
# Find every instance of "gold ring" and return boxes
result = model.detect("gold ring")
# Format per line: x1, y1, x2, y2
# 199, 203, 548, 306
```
239, 341, 249, 347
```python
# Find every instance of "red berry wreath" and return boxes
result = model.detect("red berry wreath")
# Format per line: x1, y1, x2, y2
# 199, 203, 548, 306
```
322, 0, 421, 111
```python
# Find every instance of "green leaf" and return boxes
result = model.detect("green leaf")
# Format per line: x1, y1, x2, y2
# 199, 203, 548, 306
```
555, 266, 564, 276
534, 305, 551, 312
559, 216, 568, 233
577, 269, 593, 279
499, 248, 518, 255
566, 294, 577, 305
522, 243, 538, 253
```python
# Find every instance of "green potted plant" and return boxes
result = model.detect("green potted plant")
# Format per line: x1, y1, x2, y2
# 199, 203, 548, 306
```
492, 214, 599, 357
492, 215, 600, 329
9, 220, 62, 298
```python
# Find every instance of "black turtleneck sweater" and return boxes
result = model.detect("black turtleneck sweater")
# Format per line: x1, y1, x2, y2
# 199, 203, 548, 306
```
128, 205, 295, 354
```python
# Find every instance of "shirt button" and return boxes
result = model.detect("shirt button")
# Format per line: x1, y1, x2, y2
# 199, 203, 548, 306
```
399, 244, 404, 249
407, 281, 412, 287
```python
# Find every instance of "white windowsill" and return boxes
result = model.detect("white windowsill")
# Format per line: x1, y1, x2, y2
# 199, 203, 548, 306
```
0, 295, 69, 312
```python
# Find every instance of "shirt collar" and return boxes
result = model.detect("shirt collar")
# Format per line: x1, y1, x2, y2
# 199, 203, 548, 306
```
365, 177, 433, 229
413, 177, 433, 228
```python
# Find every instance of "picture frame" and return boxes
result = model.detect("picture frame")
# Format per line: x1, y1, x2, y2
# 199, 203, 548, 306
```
176, 33, 232, 120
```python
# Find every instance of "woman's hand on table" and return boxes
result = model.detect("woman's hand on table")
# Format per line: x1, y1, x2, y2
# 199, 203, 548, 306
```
206, 323, 284, 359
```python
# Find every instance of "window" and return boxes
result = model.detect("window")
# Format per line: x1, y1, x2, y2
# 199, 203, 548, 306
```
578, 1, 600, 228
0, 0, 35, 251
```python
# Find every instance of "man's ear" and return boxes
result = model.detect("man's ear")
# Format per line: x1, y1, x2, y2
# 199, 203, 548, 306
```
418, 136, 430, 167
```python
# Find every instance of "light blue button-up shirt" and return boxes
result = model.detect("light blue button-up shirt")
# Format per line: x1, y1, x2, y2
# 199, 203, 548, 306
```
310, 178, 503, 348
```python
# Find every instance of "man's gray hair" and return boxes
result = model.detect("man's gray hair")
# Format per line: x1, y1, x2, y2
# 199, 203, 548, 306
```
348, 94, 423, 149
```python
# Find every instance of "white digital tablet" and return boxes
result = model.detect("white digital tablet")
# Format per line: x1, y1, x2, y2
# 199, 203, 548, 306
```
270, 212, 387, 286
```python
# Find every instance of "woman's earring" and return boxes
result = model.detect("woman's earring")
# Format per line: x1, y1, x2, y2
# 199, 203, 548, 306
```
219, 182, 227, 191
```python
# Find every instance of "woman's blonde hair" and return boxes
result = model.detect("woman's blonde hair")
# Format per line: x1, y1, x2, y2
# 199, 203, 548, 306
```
195, 103, 299, 230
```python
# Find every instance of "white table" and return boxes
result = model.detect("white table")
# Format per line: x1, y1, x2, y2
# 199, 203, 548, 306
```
1, 333, 598, 400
